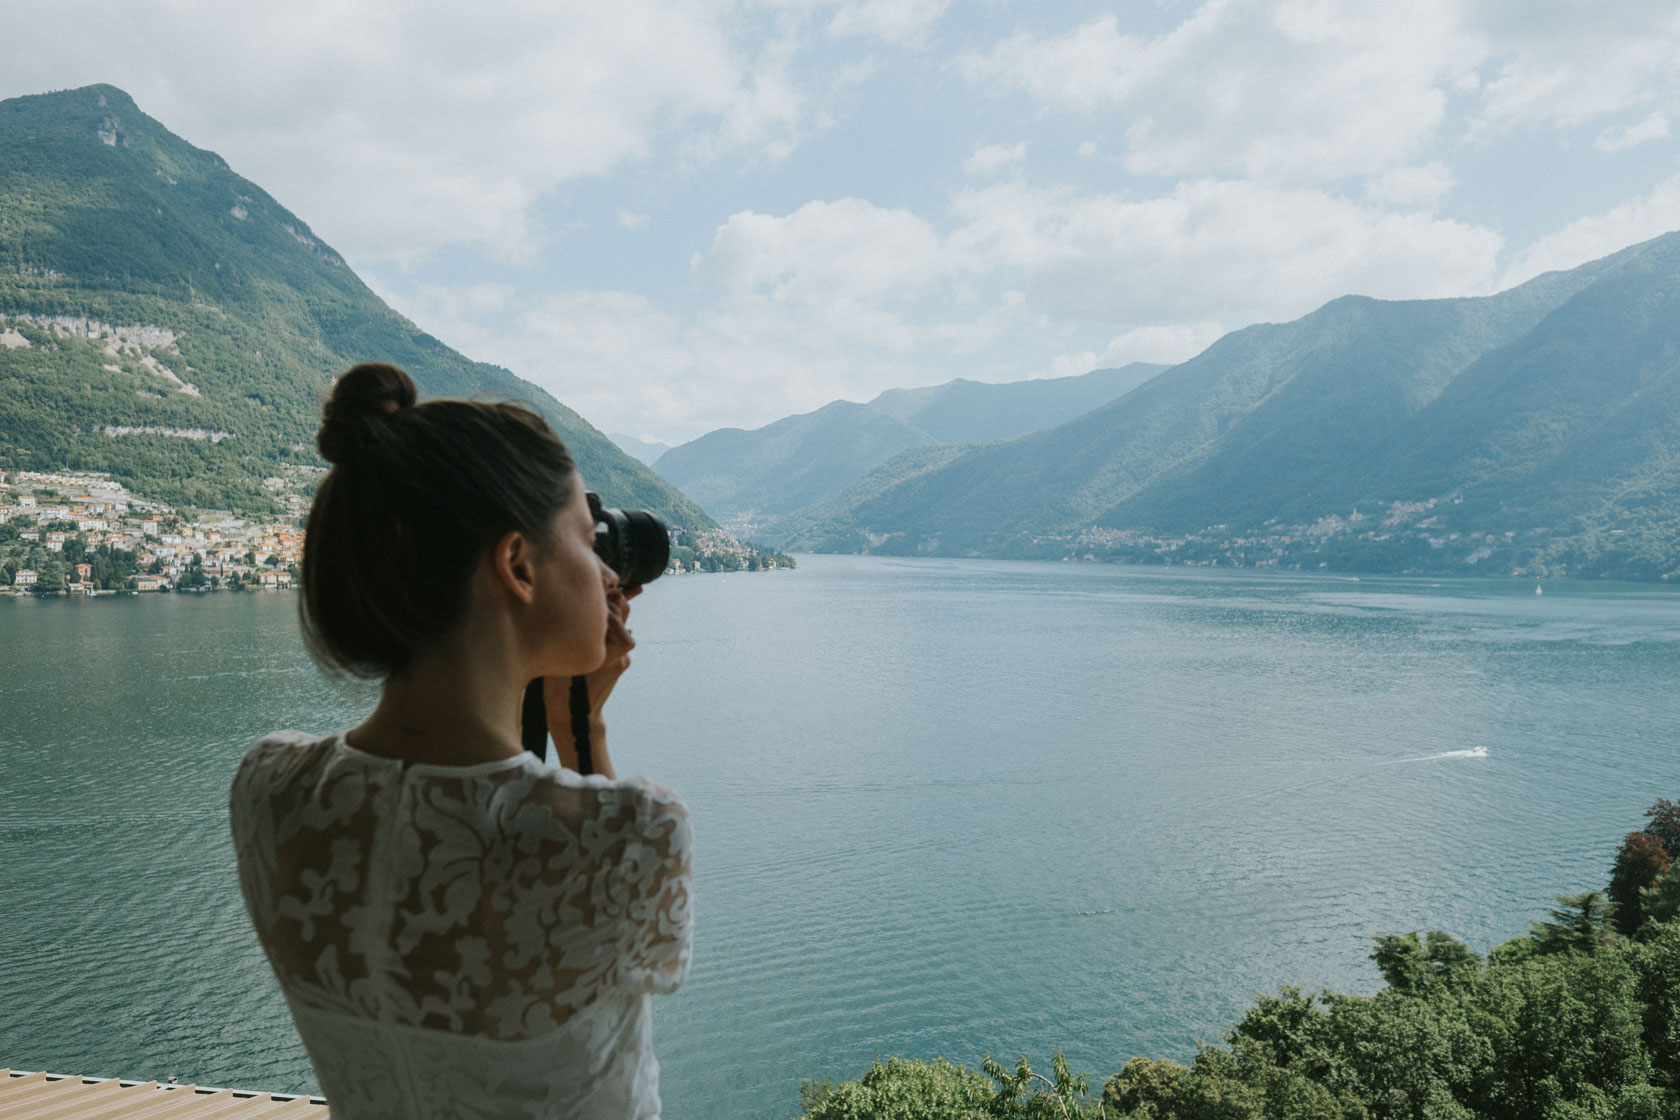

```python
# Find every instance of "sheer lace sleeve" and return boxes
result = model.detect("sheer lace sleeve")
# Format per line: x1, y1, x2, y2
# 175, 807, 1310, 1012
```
605, 780, 693, 995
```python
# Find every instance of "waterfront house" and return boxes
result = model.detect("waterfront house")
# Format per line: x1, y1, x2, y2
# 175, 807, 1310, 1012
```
75, 564, 91, 582
135, 576, 162, 592
14, 570, 37, 586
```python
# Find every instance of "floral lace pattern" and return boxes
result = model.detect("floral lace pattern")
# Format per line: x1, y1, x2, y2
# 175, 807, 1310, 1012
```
230, 731, 692, 1119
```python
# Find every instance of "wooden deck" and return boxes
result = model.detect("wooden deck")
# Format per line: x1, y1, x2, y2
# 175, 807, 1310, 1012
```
1, 1070, 329, 1118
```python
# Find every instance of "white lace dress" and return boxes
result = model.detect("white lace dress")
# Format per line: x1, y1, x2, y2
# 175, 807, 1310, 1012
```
229, 730, 693, 1120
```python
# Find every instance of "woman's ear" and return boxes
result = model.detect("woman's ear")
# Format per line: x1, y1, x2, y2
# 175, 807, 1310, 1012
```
488, 529, 540, 604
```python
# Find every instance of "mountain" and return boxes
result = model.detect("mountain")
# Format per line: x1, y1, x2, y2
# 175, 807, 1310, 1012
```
765, 234, 1680, 579
652, 363, 1164, 521
0, 84, 712, 532
608, 432, 670, 467
865, 363, 1165, 441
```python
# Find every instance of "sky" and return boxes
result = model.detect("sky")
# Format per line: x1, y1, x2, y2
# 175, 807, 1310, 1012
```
5, 1, 1680, 445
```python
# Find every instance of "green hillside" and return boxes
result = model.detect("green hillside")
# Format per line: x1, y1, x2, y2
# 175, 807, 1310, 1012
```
655, 400, 932, 520
0, 84, 713, 530
654, 363, 1164, 522
764, 234, 1680, 579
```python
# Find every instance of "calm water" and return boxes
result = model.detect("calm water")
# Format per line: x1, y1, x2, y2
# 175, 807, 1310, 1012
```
4, 556, 1679, 1117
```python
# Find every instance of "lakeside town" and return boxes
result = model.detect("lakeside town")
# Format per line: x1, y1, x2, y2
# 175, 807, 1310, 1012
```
0, 469, 788, 595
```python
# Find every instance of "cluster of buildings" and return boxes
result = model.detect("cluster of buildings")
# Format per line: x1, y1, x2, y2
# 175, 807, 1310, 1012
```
671, 528, 791, 573
0, 470, 303, 593
0, 470, 786, 594
1065, 497, 1553, 574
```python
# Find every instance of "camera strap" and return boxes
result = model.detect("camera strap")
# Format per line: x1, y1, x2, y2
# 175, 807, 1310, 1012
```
519, 676, 597, 776
568, 675, 594, 775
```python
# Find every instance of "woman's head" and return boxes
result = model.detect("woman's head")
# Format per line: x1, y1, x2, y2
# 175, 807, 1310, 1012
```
300, 362, 593, 678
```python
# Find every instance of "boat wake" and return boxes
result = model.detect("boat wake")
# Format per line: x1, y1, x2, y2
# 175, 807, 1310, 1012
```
1391, 747, 1489, 763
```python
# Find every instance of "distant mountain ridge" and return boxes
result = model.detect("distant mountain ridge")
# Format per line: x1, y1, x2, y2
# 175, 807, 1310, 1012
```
0, 84, 712, 531
653, 363, 1164, 521
762, 233, 1680, 580
608, 432, 671, 467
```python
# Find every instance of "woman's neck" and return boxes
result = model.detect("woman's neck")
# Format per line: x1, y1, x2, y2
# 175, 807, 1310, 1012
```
348, 627, 528, 767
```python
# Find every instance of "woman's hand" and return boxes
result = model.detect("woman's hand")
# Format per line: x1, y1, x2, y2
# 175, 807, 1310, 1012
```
545, 586, 640, 777
586, 585, 639, 705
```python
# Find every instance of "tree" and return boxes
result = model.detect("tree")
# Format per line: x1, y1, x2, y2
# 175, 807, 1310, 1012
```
1465, 953, 1650, 1118
1612, 833, 1675, 935
1531, 892, 1618, 956
793, 1057, 994, 1119
1229, 987, 1332, 1070
1373, 933, 1429, 994
1424, 931, 1482, 983
1629, 922, 1680, 1090
1372, 932, 1482, 993
1642, 862, 1680, 930
1643, 800, 1680, 862
979, 1051, 1096, 1119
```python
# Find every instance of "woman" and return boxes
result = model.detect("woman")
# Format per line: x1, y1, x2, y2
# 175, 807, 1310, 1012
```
229, 363, 692, 1120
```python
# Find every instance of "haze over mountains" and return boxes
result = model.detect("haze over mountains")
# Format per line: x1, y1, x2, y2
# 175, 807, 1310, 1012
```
754, 234, 1680, 580
653, 363, 1164, 521
0, 84, 710, 531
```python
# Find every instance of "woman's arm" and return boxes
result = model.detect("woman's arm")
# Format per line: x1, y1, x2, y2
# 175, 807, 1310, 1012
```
545, 587, 636, 778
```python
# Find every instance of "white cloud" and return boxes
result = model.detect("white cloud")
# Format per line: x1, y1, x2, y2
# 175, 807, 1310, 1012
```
708, 197, 950, 306
1364, 163, 1456, 210
959, 0, 1481, 184
0, 0, 794, 266
1471, 3, 1680, 132
1501, 173, 1680, 288
1597, 111, 1672, 153
617, 210, 651, 230
946, 179, 1504, 325
827, 0, 950, 46
964, 142, 1028, 176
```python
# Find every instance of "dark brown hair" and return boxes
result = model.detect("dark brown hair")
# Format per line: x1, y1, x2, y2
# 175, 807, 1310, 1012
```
300, 362, 577, 677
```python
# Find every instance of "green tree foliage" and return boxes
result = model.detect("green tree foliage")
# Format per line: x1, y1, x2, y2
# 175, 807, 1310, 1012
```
1613, 833, 1676, 936
793, 1054, 1083, 1120
803, 800, 1680, 1120
1643, 802, 1680, 864
1531, 892, 1619, 956
1642, 863, 1680, 931
1370, 931, 1481, 994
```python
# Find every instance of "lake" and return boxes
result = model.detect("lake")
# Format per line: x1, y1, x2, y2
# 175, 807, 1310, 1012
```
4, 555, 1679, 1118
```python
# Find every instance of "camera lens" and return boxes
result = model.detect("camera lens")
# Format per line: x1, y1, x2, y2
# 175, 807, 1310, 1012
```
588, 493, 669, 588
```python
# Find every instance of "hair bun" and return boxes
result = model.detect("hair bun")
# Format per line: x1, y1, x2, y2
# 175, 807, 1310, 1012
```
318, 363, 418, 465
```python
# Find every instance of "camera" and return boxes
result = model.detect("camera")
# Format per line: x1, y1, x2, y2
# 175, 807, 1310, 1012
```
522, 494, 669, 767
588, 492, 668, 589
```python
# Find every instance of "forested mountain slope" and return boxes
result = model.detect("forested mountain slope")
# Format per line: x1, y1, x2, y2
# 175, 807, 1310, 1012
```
0, 84, 712, 529
766, 234, 1680, 578
654, 363, 1163, 521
